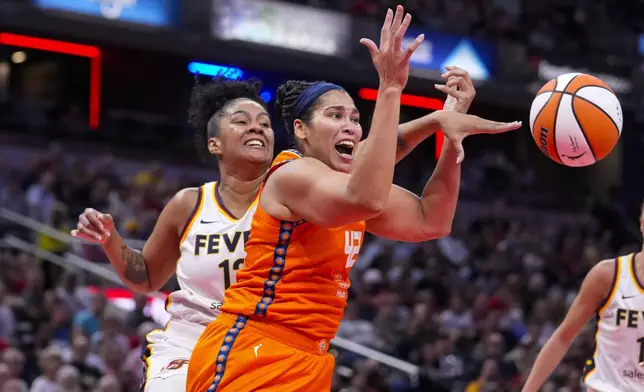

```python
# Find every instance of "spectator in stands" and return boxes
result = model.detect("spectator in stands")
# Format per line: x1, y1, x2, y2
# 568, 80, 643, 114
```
89, 312, 128, 355
25, 171, 56, 223
55, 365, 81, 392
0, 173, 27, 216
62, 334, 103, 390
72, 293, 106, 338
2, 347, 25, 378
0, 283, 15, 344
2, 379, 28, 392
29, 345, 63, 392
125, 294, 151, 332
92, 374, 120, 392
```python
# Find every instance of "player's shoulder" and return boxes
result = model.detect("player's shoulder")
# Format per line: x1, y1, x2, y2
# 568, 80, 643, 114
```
582, 258, 619, 299
268, 157, 329, 183
164, 187, 202, 223
172, 187, 201, 208
587, 258, 618, 282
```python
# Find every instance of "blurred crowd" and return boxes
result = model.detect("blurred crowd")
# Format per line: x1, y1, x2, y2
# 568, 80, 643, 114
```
293, 0, 639, 57
0, 138, 638, 392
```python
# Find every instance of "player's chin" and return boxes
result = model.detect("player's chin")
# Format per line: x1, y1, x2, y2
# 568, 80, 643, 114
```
330, 154, 353, 173
240, 146, 272, 165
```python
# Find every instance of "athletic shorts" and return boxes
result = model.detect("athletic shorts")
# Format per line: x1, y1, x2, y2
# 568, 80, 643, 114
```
186, 312, 335, 392
141, 318, 206, 392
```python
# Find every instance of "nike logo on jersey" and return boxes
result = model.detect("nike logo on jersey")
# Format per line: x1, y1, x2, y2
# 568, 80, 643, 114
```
200, 219, 217, 224
623, 295, 636, 299
254, 344, 262, 358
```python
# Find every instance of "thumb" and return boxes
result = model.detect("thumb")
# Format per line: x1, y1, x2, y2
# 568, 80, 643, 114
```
360, 38, 379, 58
99, 213, 113, 224
453, 140, 465, 164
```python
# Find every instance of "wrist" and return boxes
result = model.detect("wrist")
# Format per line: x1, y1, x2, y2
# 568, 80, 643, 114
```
377, 84, 403, 96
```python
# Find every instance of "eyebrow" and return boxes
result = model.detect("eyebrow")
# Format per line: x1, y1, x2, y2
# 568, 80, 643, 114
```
230, 110, 270, 119
324, 105, 359, 114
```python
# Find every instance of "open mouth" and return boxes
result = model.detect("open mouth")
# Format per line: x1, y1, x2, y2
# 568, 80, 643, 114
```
244, 139, 265, 148
334, 140, 355, 158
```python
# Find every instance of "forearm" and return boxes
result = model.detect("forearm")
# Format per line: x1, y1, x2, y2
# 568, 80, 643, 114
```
395, 115, 441, 162
418, 140, 460, 235
103, 234, 151, 292
522, 333, 572, 392
347, 87, 402, 208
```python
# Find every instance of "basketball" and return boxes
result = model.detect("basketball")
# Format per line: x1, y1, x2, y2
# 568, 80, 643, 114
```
529, 73, 623, 167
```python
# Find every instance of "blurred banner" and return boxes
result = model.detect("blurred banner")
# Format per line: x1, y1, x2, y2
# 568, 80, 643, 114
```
535, 59, 633, 94
33, 0, 179, 27
401, 27, 495, 81
212, 0, 352, 57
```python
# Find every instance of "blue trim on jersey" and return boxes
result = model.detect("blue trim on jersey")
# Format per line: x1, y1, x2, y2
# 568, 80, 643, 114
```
253, 220, 304, 317
209, 316, 248, 391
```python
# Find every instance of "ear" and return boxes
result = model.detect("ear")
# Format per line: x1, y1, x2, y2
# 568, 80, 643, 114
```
208, 137, 223, 156
293, 119, 307, 144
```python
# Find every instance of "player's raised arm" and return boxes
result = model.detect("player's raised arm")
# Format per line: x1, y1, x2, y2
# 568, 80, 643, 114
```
264, 6, 423, 226
521, 259, 615, 392
365, 110, 520, 241
355, 65, 477, 163
72, 188, 197, 293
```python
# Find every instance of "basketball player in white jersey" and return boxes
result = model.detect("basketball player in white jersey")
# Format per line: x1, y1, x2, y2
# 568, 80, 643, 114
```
72, 66, 478, 391
72, 77, 276, 391
522, 204, 644, 392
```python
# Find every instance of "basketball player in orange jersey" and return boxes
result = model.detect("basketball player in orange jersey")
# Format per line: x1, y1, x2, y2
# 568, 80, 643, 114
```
523, 205, 644, 392
186, 5, 522, 392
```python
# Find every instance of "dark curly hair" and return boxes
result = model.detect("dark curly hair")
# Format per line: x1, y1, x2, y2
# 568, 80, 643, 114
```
189, 76, 266, 165
275, 80, 323, 147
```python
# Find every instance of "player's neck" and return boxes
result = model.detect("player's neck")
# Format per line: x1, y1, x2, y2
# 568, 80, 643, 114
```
216, 168, 263, 216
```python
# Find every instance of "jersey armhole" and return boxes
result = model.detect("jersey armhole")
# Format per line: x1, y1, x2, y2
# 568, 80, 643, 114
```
264, 159, 294, 183
178, 186, 204, 243
595, 257, 620, 313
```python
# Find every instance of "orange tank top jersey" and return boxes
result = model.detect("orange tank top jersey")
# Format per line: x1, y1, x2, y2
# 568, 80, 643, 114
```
221, 149, 366, 344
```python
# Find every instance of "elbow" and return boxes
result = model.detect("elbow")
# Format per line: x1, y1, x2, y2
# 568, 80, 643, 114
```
351, 197, 386, 218
408, 226, 451, 243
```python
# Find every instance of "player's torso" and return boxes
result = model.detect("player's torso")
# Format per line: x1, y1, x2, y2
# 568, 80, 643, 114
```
584, 253, 644, 391
166, 181, 258, 326
222, 150, 366, 344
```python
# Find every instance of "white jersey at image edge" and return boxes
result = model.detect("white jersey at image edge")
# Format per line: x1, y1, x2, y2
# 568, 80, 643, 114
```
165, 181, 257, 326
583, 253, 644, 392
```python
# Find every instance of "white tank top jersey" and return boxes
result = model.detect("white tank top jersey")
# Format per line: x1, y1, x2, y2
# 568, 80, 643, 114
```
165, 181, 257, 326
583, 253, 644, 392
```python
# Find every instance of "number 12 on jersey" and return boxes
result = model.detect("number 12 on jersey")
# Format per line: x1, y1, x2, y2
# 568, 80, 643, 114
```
345, 231, 362, 268
219, 258, 244, 290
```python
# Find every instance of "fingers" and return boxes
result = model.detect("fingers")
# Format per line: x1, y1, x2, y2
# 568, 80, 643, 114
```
434, 83, 467, 100
393, 12, 412, 50
402, 34, 424, 63
360, 38, 379, 59
442, 66, 474, 87
71, 229, 101, 244
479, 120, 523, 133
71, 223, 103, 243
390, 5, 405, 35
379, 8, 394, 49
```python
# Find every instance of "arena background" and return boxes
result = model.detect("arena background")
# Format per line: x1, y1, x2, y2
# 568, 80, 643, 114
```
0, 0, 643, 391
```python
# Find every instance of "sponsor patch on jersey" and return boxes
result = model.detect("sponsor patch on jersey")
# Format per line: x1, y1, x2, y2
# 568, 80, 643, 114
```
161, 359, 189, 372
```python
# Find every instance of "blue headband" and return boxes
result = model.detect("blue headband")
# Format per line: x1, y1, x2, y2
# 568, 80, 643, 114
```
289, 82, 345, 126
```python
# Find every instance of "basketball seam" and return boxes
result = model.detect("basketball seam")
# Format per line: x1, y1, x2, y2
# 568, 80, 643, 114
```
573, 92, 621, 139
535, 85, 614, 98
550, 74, 581, 163
570, 96, 597, 162
532, 92, 555, 139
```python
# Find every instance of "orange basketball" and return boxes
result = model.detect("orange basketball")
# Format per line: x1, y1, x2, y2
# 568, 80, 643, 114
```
529, 73, 623, 167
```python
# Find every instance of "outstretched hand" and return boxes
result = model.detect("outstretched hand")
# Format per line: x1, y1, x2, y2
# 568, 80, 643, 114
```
437, 112, 522, 164
360, 5, 424, 90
